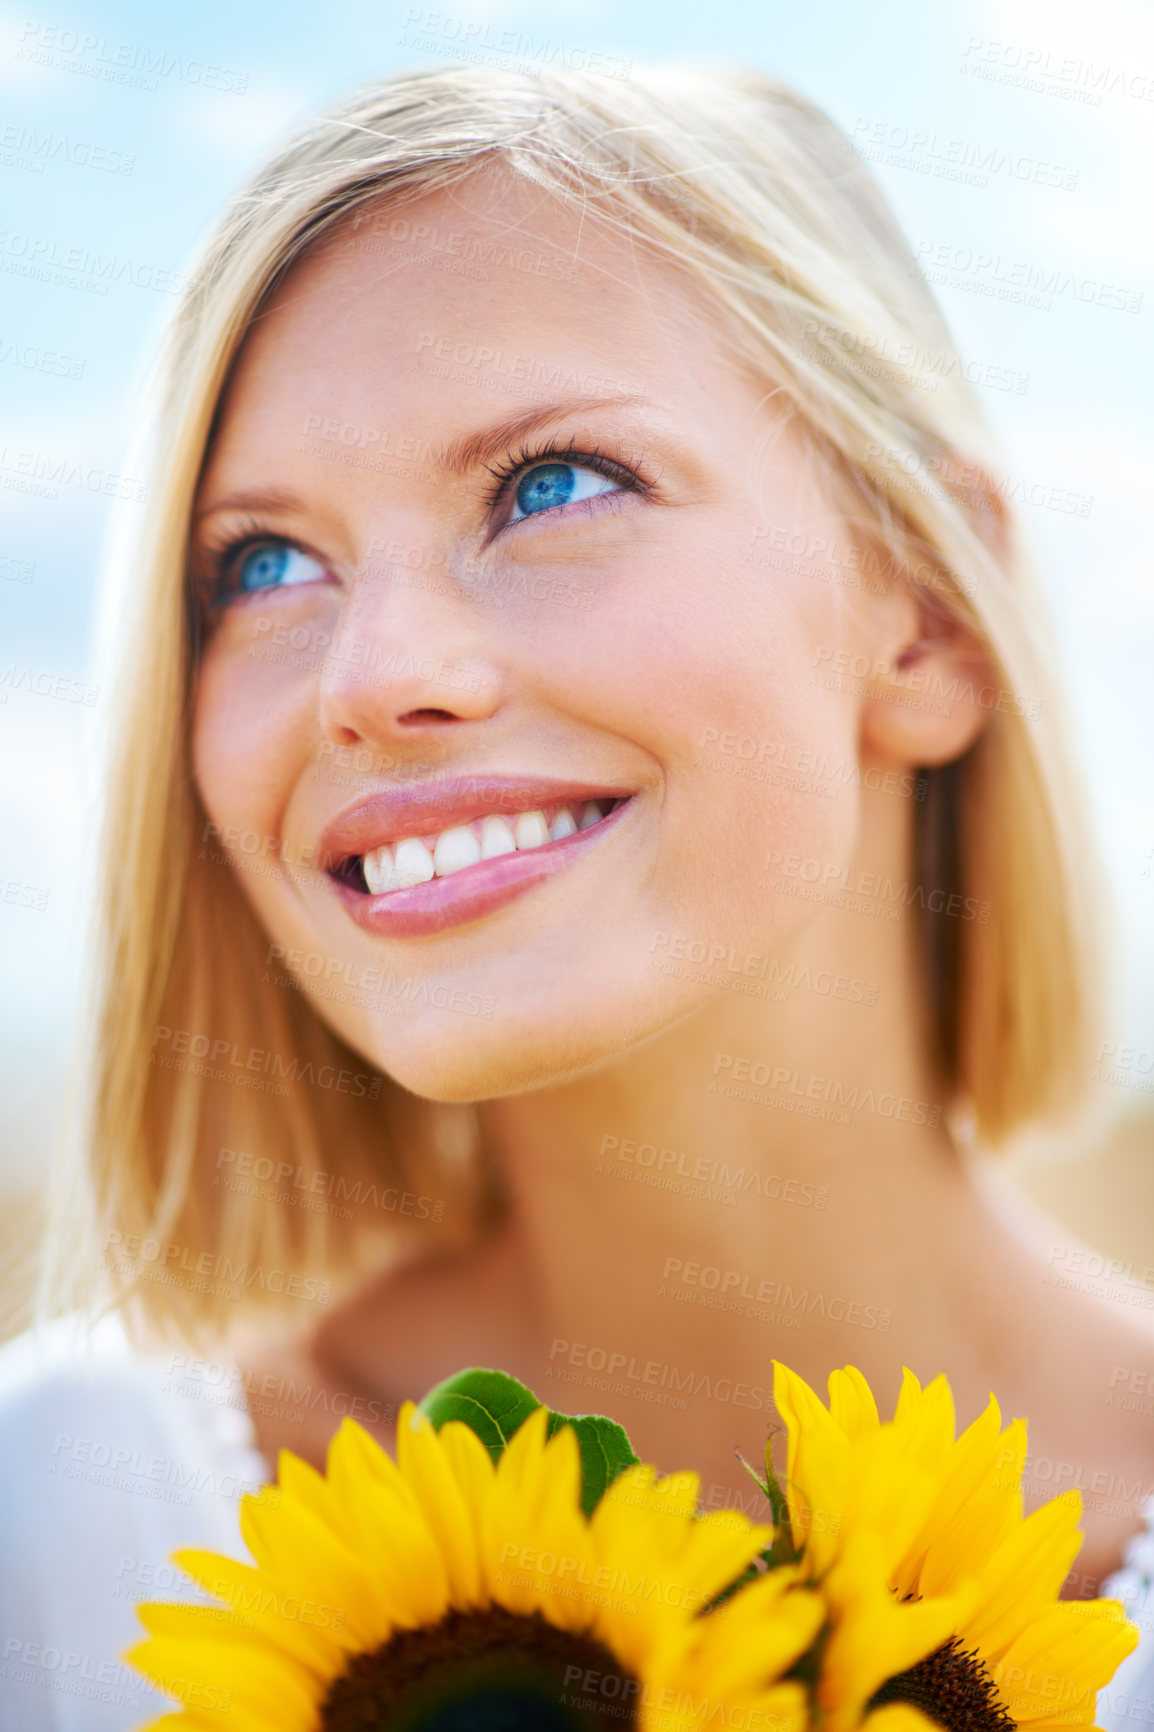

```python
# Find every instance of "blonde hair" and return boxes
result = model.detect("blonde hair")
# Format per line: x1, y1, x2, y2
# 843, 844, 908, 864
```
45, 62, 1101, 1342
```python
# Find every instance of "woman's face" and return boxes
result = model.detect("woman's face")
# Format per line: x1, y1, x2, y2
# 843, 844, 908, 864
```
191, 173, 904, 1100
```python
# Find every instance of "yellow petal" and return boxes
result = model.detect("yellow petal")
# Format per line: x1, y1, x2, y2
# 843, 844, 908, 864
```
394, 1406, 484, 1606
864, 1707, 941, 1732
167, 1550, 356, 1674
828, 1366, 881, 1437
993, 1600, 1141, 1722
125, 1632, 318, 1730
893, 1367, 925, 1423
961, 1491, 1085, 1657
818, 1531, 969, 1732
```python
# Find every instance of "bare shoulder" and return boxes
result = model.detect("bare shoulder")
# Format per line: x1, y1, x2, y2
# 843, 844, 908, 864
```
1012, 1241, 1154, 1585
236, 1218, 540, 1470
315, 1214, 542, 1395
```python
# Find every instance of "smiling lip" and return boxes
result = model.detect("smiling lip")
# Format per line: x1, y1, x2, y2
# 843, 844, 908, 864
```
319, 777, 637, 939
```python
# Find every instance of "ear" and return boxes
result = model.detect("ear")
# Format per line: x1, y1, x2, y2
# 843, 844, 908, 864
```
860, 463, 1017, 767
860, 599, 998, 768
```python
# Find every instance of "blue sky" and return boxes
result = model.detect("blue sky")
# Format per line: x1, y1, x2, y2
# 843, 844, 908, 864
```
2, 0, 1152, 1184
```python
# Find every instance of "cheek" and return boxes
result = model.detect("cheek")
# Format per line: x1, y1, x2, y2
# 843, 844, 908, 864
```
548, 537, 859, 851
614, 570, 859, 960
191, 634, 313, 839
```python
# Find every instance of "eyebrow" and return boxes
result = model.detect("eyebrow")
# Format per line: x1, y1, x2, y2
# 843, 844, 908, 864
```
440, 394, 650, 476
193, 395, 652, 524
194, 486, 309, 525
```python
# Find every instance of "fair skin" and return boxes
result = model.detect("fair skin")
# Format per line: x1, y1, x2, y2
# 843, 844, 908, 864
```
191, 171, 1154, 1590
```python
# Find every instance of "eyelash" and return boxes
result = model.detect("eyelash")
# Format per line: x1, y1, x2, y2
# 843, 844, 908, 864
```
193, 515, 311, 610
480, 437, 653, 515
194, 441, 654, 606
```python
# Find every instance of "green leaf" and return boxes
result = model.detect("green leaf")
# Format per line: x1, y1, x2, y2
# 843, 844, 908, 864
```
761, 1435, 801, 1568
546, 1411, 640, 1516
418, 1368, 640, 1514
736, 1448, 772, 1503
418, 1367, 541, 1462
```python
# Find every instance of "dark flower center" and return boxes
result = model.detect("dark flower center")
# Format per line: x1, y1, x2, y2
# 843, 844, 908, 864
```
319, 1605, 640, 1731
869, 1635, 1016, 1732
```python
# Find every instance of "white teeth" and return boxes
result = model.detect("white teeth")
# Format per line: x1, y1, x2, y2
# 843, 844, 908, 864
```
363, 844, 395, 895
392, 837, 436, 887
514, 810, 550, 850
479, 815, 517, 859
360, 797, 622, 894
433, 825, 482, 877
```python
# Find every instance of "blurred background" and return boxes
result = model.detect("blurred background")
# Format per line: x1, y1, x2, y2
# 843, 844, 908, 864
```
2, 0, 1152, 1336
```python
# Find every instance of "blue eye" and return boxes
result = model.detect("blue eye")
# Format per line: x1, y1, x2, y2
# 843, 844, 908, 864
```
235, 541, 326, 593
509, 461, 620, 522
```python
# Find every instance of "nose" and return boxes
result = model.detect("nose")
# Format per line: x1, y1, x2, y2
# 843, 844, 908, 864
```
318, 542, 505, 749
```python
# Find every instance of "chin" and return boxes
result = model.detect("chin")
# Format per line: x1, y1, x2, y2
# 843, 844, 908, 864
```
351, 984, 705, 1104
363, 1026, 606, 1105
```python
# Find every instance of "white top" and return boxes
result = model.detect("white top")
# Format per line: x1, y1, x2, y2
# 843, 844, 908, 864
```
1099, 1512, 1154, 1732
4, 1319, 1154, 1731
0, 1315, 268, 1731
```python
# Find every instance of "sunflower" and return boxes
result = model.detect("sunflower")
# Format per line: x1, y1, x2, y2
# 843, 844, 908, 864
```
127, 1401, 825, 1732
771, 1362, 1139, 1732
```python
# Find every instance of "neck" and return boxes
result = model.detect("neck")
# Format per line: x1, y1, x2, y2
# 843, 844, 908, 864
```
478, 805, 1006, 1415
